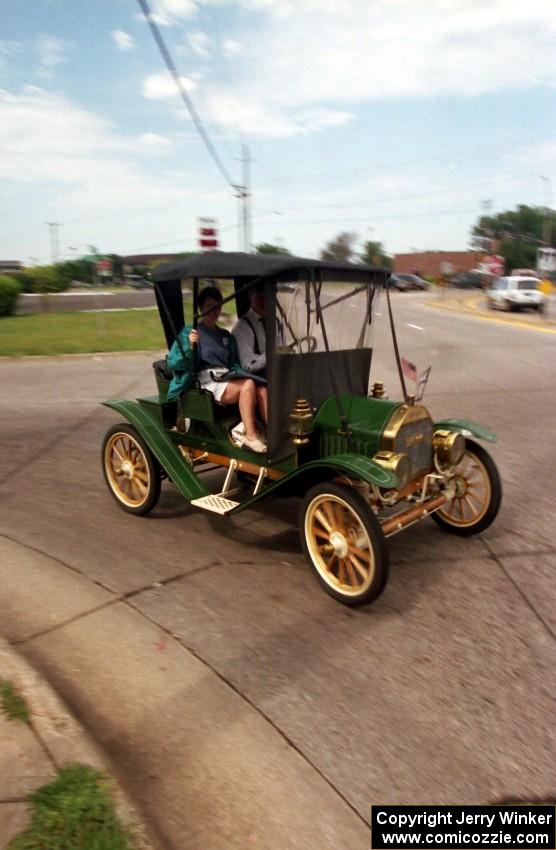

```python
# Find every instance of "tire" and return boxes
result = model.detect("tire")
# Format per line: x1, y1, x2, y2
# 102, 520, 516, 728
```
431, 440, 501, 536
300, 482, 389, 606
102, 423, 161, 515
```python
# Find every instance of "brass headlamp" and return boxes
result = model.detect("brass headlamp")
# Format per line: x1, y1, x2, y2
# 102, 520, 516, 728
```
373, 450, 411, 490
433, 430, 465, 467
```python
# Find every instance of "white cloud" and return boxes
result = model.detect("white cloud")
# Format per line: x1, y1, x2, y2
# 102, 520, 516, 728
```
142, 70, 198, 98
187, 31, 211, 57
0, 87, 189, 213
143, 0, 556, 139
111, 30, 136, 51
36, 34, 68, 72
204, 92, 353, 137
222, 39, 242, 58
150, 0, 198, 25
140, 131, 173, 148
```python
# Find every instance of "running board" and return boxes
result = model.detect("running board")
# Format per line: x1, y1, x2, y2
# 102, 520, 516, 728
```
190, 494, 240, 514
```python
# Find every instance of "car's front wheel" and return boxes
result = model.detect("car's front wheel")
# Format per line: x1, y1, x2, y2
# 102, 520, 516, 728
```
300, 482, 389, 606
102, 423, 161, 515
432, 440, 501, 536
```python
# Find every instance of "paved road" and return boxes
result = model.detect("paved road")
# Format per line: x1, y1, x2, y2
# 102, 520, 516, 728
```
1, 294, 554, 849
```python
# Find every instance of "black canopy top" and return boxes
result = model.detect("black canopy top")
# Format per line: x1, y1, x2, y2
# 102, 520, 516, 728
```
152, 251, 388, 284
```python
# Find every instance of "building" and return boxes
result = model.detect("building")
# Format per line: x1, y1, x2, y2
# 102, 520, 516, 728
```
0, 260, 23, 275
122, 253, 184, 274
393, 251, 485, 277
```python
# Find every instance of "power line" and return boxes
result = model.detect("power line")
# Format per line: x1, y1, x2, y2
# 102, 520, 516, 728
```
136, 0, 237, 192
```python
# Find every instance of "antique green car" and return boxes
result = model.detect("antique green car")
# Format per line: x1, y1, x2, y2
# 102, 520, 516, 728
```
101, 253, 501, 606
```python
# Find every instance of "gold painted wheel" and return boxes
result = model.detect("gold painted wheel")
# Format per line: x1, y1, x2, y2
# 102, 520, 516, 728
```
102, 424, 161, 515
300, 482, 388, 606
433, 440, 501, 536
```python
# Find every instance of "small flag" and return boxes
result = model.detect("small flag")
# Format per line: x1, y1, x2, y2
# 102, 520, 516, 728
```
416, 365, 432, 401
401, 356, 417, 382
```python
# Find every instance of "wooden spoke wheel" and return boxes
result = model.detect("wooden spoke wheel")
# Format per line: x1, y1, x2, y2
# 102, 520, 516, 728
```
102, 423, 161, 515
300, 482, 388, 606
432, 439, 501, 536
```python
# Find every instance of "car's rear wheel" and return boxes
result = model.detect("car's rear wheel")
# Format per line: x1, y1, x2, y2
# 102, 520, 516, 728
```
432, 440, 501, 536
102, 423, 161, 515
300, 482, 389, 606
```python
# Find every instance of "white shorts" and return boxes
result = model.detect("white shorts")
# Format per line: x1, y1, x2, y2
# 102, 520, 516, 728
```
198, 367, 230, 403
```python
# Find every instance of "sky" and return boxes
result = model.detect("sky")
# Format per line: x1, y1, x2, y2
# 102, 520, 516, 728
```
1, 0, 555, 265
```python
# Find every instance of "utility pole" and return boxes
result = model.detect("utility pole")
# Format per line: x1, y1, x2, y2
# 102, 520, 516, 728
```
541, 176, 552, 245
234, 144, 252, 252
46, 222, 60, 264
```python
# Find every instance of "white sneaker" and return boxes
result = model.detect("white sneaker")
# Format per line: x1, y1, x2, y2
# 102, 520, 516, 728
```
242, 436, 267, 454
230, 422, 246, 447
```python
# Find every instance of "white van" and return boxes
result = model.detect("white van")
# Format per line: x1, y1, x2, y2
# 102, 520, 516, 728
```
487, 276, 547, 313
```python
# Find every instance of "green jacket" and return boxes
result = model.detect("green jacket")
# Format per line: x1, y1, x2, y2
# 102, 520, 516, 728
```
166, 324, 243, 401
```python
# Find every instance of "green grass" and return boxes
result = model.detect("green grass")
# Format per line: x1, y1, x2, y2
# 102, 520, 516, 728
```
7, 763, 136, 850
0, 679, 30, 723
0, 310, 168, 356
0, 301, 235, 357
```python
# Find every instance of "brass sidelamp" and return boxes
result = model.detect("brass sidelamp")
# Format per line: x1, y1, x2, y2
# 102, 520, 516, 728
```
288, 398, 314, 445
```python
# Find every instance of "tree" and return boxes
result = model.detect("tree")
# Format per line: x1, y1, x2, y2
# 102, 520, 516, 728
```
359, 240, 392, 270
320, 231, 357, 263
471, 204, 556, 273
255, 242, 291, 255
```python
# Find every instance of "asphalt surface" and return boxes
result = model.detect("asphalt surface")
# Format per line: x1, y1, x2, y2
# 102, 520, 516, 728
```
1, 292, 554, 849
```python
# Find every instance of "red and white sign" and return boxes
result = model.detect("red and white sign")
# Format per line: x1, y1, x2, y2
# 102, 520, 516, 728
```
484, 254, 505, 275
198, 217, 219, 251
96, 258, 112, 276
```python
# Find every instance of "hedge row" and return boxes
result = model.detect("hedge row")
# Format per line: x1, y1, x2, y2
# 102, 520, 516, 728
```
0, 276, 22, 317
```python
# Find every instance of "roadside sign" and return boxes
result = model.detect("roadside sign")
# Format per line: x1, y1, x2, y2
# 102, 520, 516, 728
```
537, 247, 556, 275
198, 217, 219, 251
96, 258, 112, 277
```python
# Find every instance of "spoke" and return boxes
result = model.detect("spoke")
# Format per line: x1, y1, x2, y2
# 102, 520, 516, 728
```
130, 479, 142, 501
314, 507, 332, 533
322, 501, 337, 530
337, 558, 346, 586
350, 543, 370, 559
135, 477, 147, 496
350, 552, 369, 581
314, 529, 330, 540
135, 468, 149, 484
345, 558, 359, 587
465, 489, 483, 507
463, 494, 478, 518
327, 554, 339, 577
112, 444, 125, 464
457, 498, 465, 520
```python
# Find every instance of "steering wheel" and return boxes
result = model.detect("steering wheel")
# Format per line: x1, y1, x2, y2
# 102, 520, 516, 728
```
288, 335, 318, 353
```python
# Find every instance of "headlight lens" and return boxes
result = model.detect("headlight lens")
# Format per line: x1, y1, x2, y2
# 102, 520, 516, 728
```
373, 451, 411, 489
433, 430, 465, 466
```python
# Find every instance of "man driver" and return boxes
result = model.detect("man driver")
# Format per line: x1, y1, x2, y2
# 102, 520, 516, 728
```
232, 283, 284, 378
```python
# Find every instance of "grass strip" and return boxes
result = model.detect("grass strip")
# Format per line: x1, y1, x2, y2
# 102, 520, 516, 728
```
7, 763, 136, 850
0, 310, 167, 357
0, 678, 30, 723
0, 300, 235, 356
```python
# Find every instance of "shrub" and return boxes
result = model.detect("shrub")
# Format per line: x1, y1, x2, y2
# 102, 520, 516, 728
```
0, 275, 22, 317
25, 266, 70, 293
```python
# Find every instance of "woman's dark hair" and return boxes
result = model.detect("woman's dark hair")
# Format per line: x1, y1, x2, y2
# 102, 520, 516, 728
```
198, 285, 223, 309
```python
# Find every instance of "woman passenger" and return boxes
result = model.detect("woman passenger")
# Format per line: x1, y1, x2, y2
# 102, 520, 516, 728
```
167, 286, 268, 453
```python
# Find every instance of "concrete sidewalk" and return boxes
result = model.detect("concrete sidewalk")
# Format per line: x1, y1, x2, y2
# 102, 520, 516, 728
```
0, 636, 152, 848
0, 536, 371, 850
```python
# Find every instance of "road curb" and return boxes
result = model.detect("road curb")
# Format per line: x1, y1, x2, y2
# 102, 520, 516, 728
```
0, 636, 155, 849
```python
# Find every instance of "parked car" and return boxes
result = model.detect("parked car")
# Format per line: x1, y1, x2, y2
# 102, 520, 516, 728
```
101, 252, 501, 607
450, 272, 483, 289
125, 274, 153, 290
391, 273, 429, 291
486, 276, 547, 313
